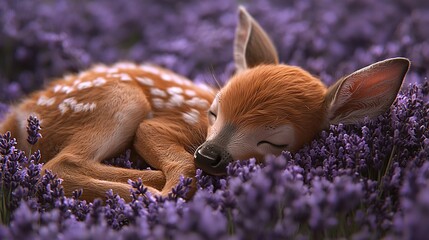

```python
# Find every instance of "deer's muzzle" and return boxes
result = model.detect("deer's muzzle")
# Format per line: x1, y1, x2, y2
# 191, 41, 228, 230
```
194, 143, 232, 176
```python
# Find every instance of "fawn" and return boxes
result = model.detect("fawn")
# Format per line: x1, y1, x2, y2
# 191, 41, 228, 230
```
0, 7, 409, 200
194, 7, 410, 175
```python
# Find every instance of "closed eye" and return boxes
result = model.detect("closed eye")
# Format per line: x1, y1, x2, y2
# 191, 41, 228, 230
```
208, 110, 217, 125
257, 141, 288, 149
208, 110, 217, 118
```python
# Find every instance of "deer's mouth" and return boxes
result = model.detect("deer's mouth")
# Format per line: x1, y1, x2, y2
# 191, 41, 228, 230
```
194, 143, 232, 176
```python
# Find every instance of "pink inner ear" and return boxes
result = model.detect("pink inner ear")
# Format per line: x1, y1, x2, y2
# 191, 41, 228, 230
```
334, 75, 395, 115
348, 65, 403, 99
329, 58, 409, 124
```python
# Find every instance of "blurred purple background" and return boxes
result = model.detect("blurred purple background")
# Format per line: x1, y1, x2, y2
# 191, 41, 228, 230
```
0, 0, 428, 104
0, 1, 429, 239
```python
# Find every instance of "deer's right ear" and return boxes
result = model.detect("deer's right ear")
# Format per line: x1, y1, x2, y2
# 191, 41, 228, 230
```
325, 58, 410, 125
234, 6, 279, 72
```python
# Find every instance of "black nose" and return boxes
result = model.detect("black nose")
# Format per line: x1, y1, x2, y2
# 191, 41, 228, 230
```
194, 143, 232, 175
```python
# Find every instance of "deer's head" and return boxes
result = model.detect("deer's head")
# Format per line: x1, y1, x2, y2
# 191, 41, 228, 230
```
195, 7, 410, 175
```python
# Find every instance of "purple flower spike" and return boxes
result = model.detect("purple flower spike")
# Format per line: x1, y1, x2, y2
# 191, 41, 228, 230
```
102, 149, 133, 169
26, 116, 42, 145
0, 132, 17, 155
0, 1, 428, 238
168, 176, 193, 200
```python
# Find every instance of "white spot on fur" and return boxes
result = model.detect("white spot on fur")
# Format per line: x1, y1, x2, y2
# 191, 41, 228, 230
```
186, 97, 209, 109
140, 64, 160, 75
58, 97, 96, 114
183, 80, 192, 86
77, 81, 93, 90
114, 62, 137, 69
182, 109, 200, 125
53, 85, 62, 93
150, 88, 167, 97
196, 83, 214, 93
136, 77, 154, 86
167, 87, 183, 95
78, 72, 89, 80
72, 79, 81, 86
107, 68, 119, 74
120, 73, 133, 81
61, 86, 74, 94
171, 74, 192, 86
64, 97, 77, 105
152, 98, 164, 109
109, 73, 121, 78
87, 103, 97, 111
171, 75, 184, 85
74, 103, 84, 112
37, 96, 56, 106
64, 75, 74, 81
58, 102, 70, 114
161, 73, 172, 81
93, 77, 107, 87
93, 65, 108, 73
74, 102, 96, 112
166, 94, 184, 108
184, 89, 196, 97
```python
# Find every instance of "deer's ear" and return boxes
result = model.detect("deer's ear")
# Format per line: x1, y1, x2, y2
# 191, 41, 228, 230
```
325, 58, 410, 125
234, 6, 279, 72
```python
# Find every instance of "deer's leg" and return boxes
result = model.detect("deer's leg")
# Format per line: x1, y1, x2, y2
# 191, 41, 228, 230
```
42, 88, 166, 201
42, 120, 168, 200
43, 151, 165, 201
42, 116, 168, 200
133, 119, 197, 198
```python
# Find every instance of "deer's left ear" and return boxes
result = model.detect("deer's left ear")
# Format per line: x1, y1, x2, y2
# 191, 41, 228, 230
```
234, 6, 279, 72
325, 57, 410, 125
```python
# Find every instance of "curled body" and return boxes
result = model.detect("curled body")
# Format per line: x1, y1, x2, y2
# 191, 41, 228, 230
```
1, 62, 214, 200
0, 7, 410, 200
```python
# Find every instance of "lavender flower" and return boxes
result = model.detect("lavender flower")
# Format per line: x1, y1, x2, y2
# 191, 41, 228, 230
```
104, 190, 133, 230
0, 0, 428, 239
168, 176, 193, 200
1, 131, 29, 224
26, 115, 42, 145
102, 149, 132, 169
7, 201, 40, 239
0, 82, 426, 240
0, 132, 16, 156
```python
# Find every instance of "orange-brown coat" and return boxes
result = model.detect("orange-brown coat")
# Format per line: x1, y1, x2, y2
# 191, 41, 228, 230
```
0, 62, 215, 200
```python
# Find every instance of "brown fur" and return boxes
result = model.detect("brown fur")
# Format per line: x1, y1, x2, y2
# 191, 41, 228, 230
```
220, 65, 327, 150
0, 63, 214, 201
1, 7, 409, 200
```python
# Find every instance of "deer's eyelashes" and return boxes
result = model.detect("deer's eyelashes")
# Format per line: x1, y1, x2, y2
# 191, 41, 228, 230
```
208, 96, 219, 126
208, 110, 217, 125
257, 140, 288, 149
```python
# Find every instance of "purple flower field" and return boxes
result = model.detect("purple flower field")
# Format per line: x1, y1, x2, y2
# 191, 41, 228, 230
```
1, 0, 429, 239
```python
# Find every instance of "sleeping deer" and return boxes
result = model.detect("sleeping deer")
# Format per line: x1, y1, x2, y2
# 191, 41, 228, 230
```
194, 7, 410, 175
0, 7, 409, 200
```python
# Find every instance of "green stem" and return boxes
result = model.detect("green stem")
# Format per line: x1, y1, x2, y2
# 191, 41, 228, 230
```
0, 187, 4, 224
378, 145, 396, 198
0, 183, 10, 225
227, 209, 235, 235
28, 146, 33, 159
